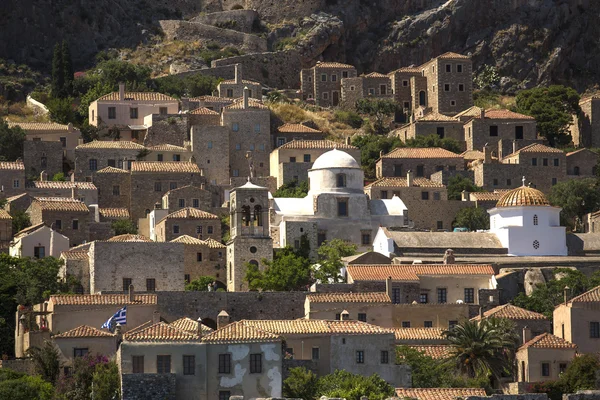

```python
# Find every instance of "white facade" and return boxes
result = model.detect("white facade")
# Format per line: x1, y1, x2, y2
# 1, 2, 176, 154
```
9, 225, 70, 258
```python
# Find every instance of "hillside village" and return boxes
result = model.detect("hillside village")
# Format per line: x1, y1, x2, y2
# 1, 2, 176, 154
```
4, 28, 600, 400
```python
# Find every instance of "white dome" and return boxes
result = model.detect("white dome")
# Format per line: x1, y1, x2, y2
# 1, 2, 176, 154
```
311, 149, 360, 170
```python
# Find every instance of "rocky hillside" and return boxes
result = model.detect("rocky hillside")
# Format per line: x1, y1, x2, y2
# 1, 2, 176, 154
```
2, 0, 600, 92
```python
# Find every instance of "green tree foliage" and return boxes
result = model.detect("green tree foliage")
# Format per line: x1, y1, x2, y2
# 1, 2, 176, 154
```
10, 210, 31, 234
315, 239, 357, 282
548, 178, 600, 231
334, 110, 364, 128
92, 59, 152, 89
473, 65, 500, 90
0, 374, 54, 400
515, 85, 581, 146
444, 318, 518, 379
55, 354, 118, 400
51, 43, 65, 98
62, 41, 74, 97
51, 173, 66, 181
186, 276, 217, 291
352, 134, 402, 179
529, 354, 600, 400
221, 215, 230, 243
317, 370, 394, 400
26, 340, 61, 384
154, 74, 219, 99
47, 97, 76, 125
0, 120, 26, 161
447, 175, 485, 200
245, 247, 312, 291
356, 98, 399, 134
273, 180, 309, 198
453, 207, 490, 231
405, 134, 462, 154
513, 268, 600, 319
283, 367, 319, 400
77, 82, 113, 120
111, 219, 138, 235
92, 361, 121, 400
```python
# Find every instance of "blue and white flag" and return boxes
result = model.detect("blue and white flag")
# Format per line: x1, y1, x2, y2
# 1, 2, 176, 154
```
101, 306, 127, 332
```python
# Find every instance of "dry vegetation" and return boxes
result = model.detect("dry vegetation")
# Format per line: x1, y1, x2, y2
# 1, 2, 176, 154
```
0, 100, 49, 123
120, 40, 205, 77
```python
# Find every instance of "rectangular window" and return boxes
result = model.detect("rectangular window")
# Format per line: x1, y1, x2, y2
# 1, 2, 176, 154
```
250, 354, 262, 373
72, 219, 79, 230
57, 137, 67, 148
235, 144, 241, 151
590, 322, 600, 338
394, 164, 403, 177
178, 199, 185, 208
381, 191, 388, 199
323, 92, 329, 100
458, 84, 464, 92
34, 246, 45, 259
543, 158, 548, 166
331, 74, 337, 82
464, 288, 475, 303
208, 226, 213, 234
185, 274, 190, 283
403, 80, 409, 87
361, 234, 371, 245
108, 107, 116, 119
554, 158, 559, 166
277, 137, 286, 147
542, 363, 550, 377
312, 347, 320, 360
530, 157, 538, 166
416, 165, 424, 177
380, 350, 389, 364
493, 179, 498, 186
173, 154, 181, 162
449, 320, 458, 329
403, 101, 410, 109
112, 185, 120, 196
196, 226, 203, 235
232, 123, 239, 132
254, 123, 261, 133
489, 126, 498, 136
232, 169, 239, 177
157, 355, 171, 373
170, 182, 177, 190
154, 182, 162, 192
226, 89, 234, 98
446, 64, 451, 72
392, 288, 401, 304
290, 157, 296, 163
424, 321, 433, 328
219, 354, 231, 374
358, 313, 367, 322
123, 278, 132, 292
342, 71, 349, 78
419, 293, 428, 304
197, 253, 203, 262
159, 107, 168, 116
146, 278, 156, 292
193, 199, 199, 208
130, 108, 138, 119
73, 348, 88, 358
515, 126, 524, 139
507, 179, 512, 186
444, 83, 450, 92
89, 159, 98, 171
337, 200, 348, 217
173, 225, 180, 234
321, 74, 327, 82
457, 64, 463, 73
356, 351, 365, 364
183, 355, 195, 375
108, 159, 116, 167
437, 221, 443, 230
157, 154, 163, 162
421, 191, 429, 200
208, 141, 213, 149
219, 391, 231, 400
559, 363, 567, 374
402, 321, 411, 328
433, 192, 440, 200
437, 288, 447, 303
304, 154, 311, 162
132, 356, 144, 373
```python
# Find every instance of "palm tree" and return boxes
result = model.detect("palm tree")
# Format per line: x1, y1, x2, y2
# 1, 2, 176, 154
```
443, 318, 518, 380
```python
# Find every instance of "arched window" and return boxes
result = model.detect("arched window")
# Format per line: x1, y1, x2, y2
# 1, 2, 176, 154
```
242, 205, 251, 226
254, 205, 262, 226
533, 214, 538, 226
336, 174, 346, 188
419, 91, 426, 106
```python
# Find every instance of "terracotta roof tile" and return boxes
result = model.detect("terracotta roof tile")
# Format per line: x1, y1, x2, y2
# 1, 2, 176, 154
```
170, 317, 214, 335
566, 148, 598, 157
189, 107, 219, 115
395, 388, 486, 400
147, 144, 188, 152
347, 264, 495, 282
97, 92, 177, 102
220, 79, 261, 85
124, 322, 200, 342
33, 197, 89, 213
407, 345, 452, 359
568, 286, 600, 303
364, 177, 444, 188
496, 185, 550, 207
6, 193, 29, 202
0, 161, 24, 170
314, 62, 355, 69
417, 112, 460, 122
130, 161, 201, 173
54, 325, 115, 339
170, 235, 226, 248
364, 72, 388, 78
50, 294, 157, 305
203, 238, 226, 248
126, 320, 154, 335
76, 140, 146, 150
484, 109, 535, 120
382, 147, 462, 159
520, 333, 577, 350
507, 143, 563, 155
277, 123, 322, 134
189, 95, 233, 103
471, 304, 547, 321
160, 207, 218, 222
392, 67, 421, 74
242, 319, 393, 335
0, 209, 11, 220
277, 139, 357, 150
27, 181, 97, 190
7, 122, 73, 131
61, 250, 89, 260
96, 166, 130, 174
107, 234, 152, 242
394, 328, 446, 341
455, 106, 483, 118
224, 98, 268, 110
202, 320, 281, 344
437, 52, 471, 59
13, 222, 46, 238
306, 292, 391, 303
98, 208, 130, 219
469, 192, 503, 201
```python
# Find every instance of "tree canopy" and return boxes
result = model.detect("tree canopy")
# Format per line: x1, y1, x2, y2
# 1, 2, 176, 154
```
315, 239, 357, 283
405, 134, 463, 154
447, 175, 486, 200
352, 134, 402, 179
548, 178, 600, 231
273, 180, 309, 198
0, 120, 26, 161
186, 276, 217, 291
356, 98, 399, 134
453, 207, 490, 231
111, 219, 138, 235
245, 246, 312, 291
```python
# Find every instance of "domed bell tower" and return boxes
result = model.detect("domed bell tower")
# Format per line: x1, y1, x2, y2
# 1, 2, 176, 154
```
227, 180, 273, 291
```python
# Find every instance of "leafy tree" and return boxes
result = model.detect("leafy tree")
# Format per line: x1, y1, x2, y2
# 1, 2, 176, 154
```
154, 74, 219, 99
447, 175, 485, 200
79, 121, 100, 143
62, 41, 74, 97
0, 120, 26, 161
283, 367, 319, 400
515, 85, 581, 146
186, 276, 217, 291
356, 98, 399, 134
558, 354, 600, 392
92, 360, 121, 400
444, 318, 518, 380
77, 82, 113, 120
111, 219, 138, 235
26, 340, 61, 384
51, 43, 65, 98
453, 207, 490, 231
352, 134, 402, 179
317, 370, 394, 400
93, 59, 152, 89
334, 110, 364, 128
220, 215, 230, 243
55, 354, 115, 400
47, 97, 76, 125
315, 239, 357, 282
548, 178, 600, 231
0, 375, 55, 400
52, 172, 66, 181
273, 180, 309, 198
245, 247, 311, 291
405, 134, 462, 154
473, 65, 500, 90
10, 210, 30, 235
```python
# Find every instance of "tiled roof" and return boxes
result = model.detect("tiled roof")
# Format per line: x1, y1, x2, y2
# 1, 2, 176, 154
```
126, 320, 154, 335
364, 177, 444, 188
392, 67, 421, 74
124, 322, 200, 342
395, 388, 486, 400
437, 52, 471, 59
13, 222, 45, 238
242, 319, 393, 335
96, 166, 129, 174
382, 147, 462, 159
54, 325, 115, 339
520, 333, 577, 350
6, 193, 29, 202
364, 72, 388, 78
0, 209, 11, 220
306, 292, 391, 303
417, 112, 459, 122
160, 207, 219, 222
97, 92, 177, 102
455, 106, 483, 118
407, 345, 452, 359
347, 264, 495, 282
147, 144, 188, 151
98, 208, 130, 219
566, 148, 598, 157
7, 122, 72, 131
484, 109, 535, 120
314, 62, 355, 69
204, 238, 226, 248
568, 286, 600, 303
470, 192, 503, 202
471, 304, 547, 321
0, 161, 24, 170
219, 79, 261, 85
33, 197, 89, 213
461, 149, 485, 160
107, 234, 152, 242
76, 140, 145, 150
27, 181, 97, 190
170, 317, 214, 335
130, 161, 201, 173
508, 143, 563, 155
277, 123, 322, 134
61, 250, 89, 260
393, 328, 446, 341
202, 320, 281, 344
50, 294, 157, 305
224, 98, 268, 110
170, 235, 226, 248
189, 95, 233, 103
189, 107, 219, 115
496, 185, 550, 207
278, 139, 357, 150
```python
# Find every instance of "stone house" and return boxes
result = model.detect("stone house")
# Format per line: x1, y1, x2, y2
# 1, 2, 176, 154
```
0, 161, 25, 199
340, 72, 393, 108
53, 325, 117, 368
566, 148, 598, 177
515, 332, 577, 383
27, 197, 94, 246
7, 121, 81, 161
185, 95, 233, 113
74, 140, 145, 181
571, 96, 600, 148
300, 61, 358, 107
190, 123, 230, 186
98, 207, 130, 223
171, 235, 226, 286
154, 207, 220, 242
466, 191, 505, 210
23, 140, 63, 178
94, 166, 131, 209
217, 64, 262, 99
26, 176, 98, 206
4, 193, 32, 214
0, 209, 11, 252
270, 139, 360, 188
188, 107, 221, 129
161, 185, 215, 213
273, 123, 326, 148
584, 211, 600, 233
376, 147, 464, 179
9, 223, 69, 258
145, 144, 193, 162
461, 108, 537, 151
553, 285, 600, 354
471, 304, 551, 345
391, 111, 465, 146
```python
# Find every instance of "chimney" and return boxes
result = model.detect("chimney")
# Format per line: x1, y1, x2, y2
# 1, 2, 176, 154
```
71, 185, 78, 200
114, 323, 123, 347
78, 138, 84, 146
67, 123, 73, 132
234, 64, 242, 84
513, 140, 518, 154
40, 171, 48, 182
197, 318, 204, 338
243, 86, 249, 109
217, 310, 230, 330
406, 170, 414, 187
385, 276, 393, 300
128, 284, 135, 302
443, 249, 455, 265
480, 108, 485, 120
478, 306, 483, 321
461, 190, 470, 201
119, 82, 125, 101
70, 172, 75, 183
564, 286, 570, 305
522, 326, 532, 344
483, 146, 492, 164
341, 310, 350, 321
152, 310, 161, 324
379, 150, 384, 158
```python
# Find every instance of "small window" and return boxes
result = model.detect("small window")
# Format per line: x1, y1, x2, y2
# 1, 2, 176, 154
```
444, 83, 450, 92
322, 92, 329, 100
552, 178, 557, 186
433, 192, 440, 201
402, 321, 411, 328
532, 158, 538, 166
159, 107, 168, 116
369, 88, 375, 95
424, 321, 433, 328
419, 293, 428, 303
449, 320, 458, 329
590, 322, 600, 338
421, 191, 429, 200
356, 350, 364, 364
72, 219, 79, 230
437, 221, 443, 230
254, 123, 261, 133
381, 191, 388, 199
515, 126, 524, 139
312, 348, 320, 360
554, 158, 560, 166
178, 199, 185, 208
157, 154, 164, 162
331, 74, 337, 82
219, 354, 231, 374
185, 274, 190, 283
361, 234, 371, 245
146, 278, 156, 292
458, 84, 464, 92
232, 123, 239, 132
350, 86, 355, 91
290, 157, 296, 163
132, 356, 144, 373
321, 74, 327, 82
337, 200, 348, 217
358, 313, 367, 322
542, 363, 550, 377
543, 158, 548, 166
533, 215, 538, 226
437, 126, 445, 138
154, 182, 162, 192
130, 108, 138, 119
380, 350, 389, 364
173, 225, 180, 234
197, 225, 202, 235
123, 278, 132, 292
235, 144, 241, 151
208, 226, 213, 234
489, 126, 498, 136
173, 154, 181, 162
507, 179, 512, 186
170, 182, 177, 190
157, 355, 171, 373
402, 80, 408, 87
457, 64, 463, 73
304, 154, 311, 162
533, 240, 540, 250
437, 288, 447, 303
250, 354, 262, 373
89, 159, 98, 171
226, 89, 234, 98
559, 363, 567, 374
446, 64, 451, 72
74, 348, 88, 358
193, 199, 199, 208
464, 288, 475, 303
183, 355, 195, 375
493, 179, 498, 186
197, 253, 203, 262
34, 246, 45, 259
416, 165, 424, 177
342, 71, 349, 78
233, 169, 239, 177
219, 392, 231, 400
108, 107, 116, 119
336, 174, 346, 187
112, 185, 120, 196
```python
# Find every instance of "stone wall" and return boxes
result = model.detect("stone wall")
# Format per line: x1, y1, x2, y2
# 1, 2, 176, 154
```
377, 156, 464, 179
121, 373, 176, 400
241, 0, 324, 22
23, 141, 63, 178
282, 359, 319, 381
191, 125, 230, 186
564, 391, 600, 400
0, 359, 35, 374
466, 394, 548, 400
168, 65, 236, 82
93, 170, 131, 209
144, 114, 189, 147
191, 9, 259, 33
430, 169, 475, 186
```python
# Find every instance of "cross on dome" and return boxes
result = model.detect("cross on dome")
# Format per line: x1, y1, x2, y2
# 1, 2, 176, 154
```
522, 176, 526, 186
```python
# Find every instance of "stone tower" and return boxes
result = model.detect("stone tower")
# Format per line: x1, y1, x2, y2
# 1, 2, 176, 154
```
227, 179, 273, 291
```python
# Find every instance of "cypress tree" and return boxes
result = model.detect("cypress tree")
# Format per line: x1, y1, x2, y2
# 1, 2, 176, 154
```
51, 43, 65, 98
62, 40, 74, 97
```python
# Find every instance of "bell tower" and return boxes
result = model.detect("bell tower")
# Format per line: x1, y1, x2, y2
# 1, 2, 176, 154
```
227, 180, 273, 291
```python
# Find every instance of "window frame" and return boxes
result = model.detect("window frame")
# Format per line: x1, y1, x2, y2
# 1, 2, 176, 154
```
380, 350, 389, 364
356, 350, 365, 364
464, 288, 475, 304
146, 278, 156, 292
183, 355, 195, 375
132, 355, 144, 373
157, 355, 171, 374
219, 353, 232, 374
250, 353, 262, 374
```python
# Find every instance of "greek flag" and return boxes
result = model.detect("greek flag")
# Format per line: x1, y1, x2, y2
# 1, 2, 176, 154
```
101, 306, 127, 332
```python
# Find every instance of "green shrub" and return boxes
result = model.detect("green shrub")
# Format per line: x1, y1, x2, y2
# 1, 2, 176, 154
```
334, 110, 363, 128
